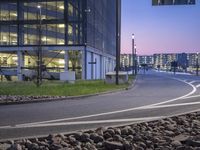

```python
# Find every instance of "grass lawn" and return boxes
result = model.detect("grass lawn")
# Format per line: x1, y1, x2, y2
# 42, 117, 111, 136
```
0, 79, 134, 96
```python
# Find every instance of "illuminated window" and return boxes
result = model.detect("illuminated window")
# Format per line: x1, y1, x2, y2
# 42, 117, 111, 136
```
0, 3, 17, 20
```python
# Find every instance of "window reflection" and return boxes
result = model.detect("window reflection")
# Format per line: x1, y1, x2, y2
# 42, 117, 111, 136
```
0, 3, 17, 20
23, 1, 64, 20
0, 25, 17, 45
0, 0, 84, 46
23, 24, 65, 45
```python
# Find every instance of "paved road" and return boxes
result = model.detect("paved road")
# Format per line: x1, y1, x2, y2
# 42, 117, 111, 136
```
0, 70, 199, 140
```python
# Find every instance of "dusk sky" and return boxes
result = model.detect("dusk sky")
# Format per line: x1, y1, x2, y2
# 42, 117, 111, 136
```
121, 0, 200, 55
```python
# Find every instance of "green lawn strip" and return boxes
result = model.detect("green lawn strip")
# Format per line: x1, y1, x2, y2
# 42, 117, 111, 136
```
0, 80, 131, 96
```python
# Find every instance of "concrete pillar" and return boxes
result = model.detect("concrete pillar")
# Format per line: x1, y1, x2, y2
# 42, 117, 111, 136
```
64, 51, 69, 71
91, 52, 94, 80
100, 55, 103, 79
82, 50, 86, 80
17, 51, 24, 81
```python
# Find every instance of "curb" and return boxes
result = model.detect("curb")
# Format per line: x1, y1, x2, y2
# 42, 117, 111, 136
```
0, 76, 137, 105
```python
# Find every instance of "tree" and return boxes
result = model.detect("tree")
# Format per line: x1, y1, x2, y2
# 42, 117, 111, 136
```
68, 51, 80, 71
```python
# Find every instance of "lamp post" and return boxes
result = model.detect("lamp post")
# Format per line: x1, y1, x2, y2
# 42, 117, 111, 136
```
135, 45, 137, 75
115, 0, 121, 85
36, 5, 42, 87
132, 34, 135, 76
196, 52, 199, 76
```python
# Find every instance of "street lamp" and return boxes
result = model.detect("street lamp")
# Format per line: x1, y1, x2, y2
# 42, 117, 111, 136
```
115, 0, 121, 85
36, 5, 42, 87
196, 52, 199, 76
135, 45, 137, 75
132, 34, 135, 76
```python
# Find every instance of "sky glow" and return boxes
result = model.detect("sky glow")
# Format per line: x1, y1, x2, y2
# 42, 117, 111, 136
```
121, 0, 200, 55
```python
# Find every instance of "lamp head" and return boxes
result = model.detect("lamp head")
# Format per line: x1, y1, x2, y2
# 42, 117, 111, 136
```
132, 34, 134, 39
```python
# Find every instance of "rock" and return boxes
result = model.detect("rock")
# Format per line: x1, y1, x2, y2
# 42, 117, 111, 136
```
57, 133, 66, 140
166, 124, 176, 131
24, 139, 32, 149
185, 139, 200, 147
0, 143, 11, 150
50, 143, 63, 149
90, 133, 104, 143
171, 140, 182, 147
121, 126, 131, 136
96, 142, 103, 148
9, 144, 22, 150
74, 145, 82, 150
68, 136, 77, 145
47, 134, 56, 141
113, 134, 123, 142
132, 134, 142, 142
96, 127, 107, 136
71, 132, 82, 140
176, 146, 185, 150
106, 129, 115, 137
123, 141, 132, 150
104, 141, 124, 150
80, 133, 90, 142
30, 143, 40, 149
165, 130, 174, 136
85, 142, 97, 150
125, 135, 133, 141
6, 140, 14, 145
60, 141, 69, 147
138, 142, 146, 149
103, 132, 112, 139
114, 128, 121, 135
37, 141, 49, 147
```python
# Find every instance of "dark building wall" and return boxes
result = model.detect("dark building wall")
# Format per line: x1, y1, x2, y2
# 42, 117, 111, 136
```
177, 53, 188, 69
86, 0, 116, 56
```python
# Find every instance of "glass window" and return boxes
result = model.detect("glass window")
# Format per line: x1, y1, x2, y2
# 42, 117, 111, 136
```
24, 25, 38, 45
0, 2, 17, 21
68, 23, 82, 45
24, 24, 65, 45
3, 57, 7, 65
0, 25, 17, 45
23, 1, 64, 20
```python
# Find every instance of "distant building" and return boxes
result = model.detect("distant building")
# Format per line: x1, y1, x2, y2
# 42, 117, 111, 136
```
121, 52, 199, 72
188, 53, 199, 67
137, 55, 153, 67
153, 53, 176, 69
120, 54, 133, 68
177, 53, 188, 69
152, 0, 196, 5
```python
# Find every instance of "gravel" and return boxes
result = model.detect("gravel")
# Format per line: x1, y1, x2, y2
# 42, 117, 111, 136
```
0, 95, 67, 104
0, 112, 200, 150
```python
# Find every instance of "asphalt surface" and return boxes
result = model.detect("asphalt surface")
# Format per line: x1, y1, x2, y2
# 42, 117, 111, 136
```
0, 70, 199, 140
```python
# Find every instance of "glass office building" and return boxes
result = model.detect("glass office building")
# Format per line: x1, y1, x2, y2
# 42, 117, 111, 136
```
0, 0, 117, 80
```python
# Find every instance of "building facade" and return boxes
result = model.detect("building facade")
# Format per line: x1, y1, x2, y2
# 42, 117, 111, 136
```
137, 55, 153, 67
120, 54, 132, 68
153, 53, 176, 69
0, 0, 117, 81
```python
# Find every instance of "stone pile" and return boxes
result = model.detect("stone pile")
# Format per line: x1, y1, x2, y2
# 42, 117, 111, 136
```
1, 112, 200, 150
0, 96, 66, 104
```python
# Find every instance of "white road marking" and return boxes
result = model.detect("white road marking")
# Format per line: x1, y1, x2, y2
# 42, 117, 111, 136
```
143, 101, 200, 110
0, 116, 163, 129
0, 76, 197, 129
196, 84, 200, 88
181, 94, 200, 99
148, 78, 196, 107
189, 81, 196, 84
